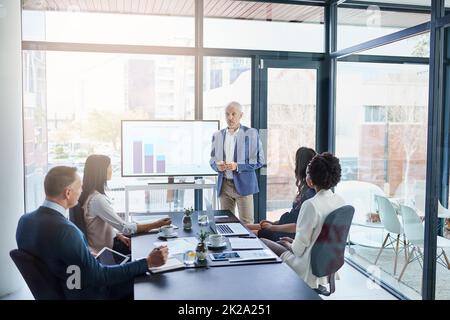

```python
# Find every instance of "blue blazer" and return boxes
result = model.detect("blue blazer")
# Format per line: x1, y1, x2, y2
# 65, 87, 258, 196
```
16, 206, 148, 299
210, 125, 265, 197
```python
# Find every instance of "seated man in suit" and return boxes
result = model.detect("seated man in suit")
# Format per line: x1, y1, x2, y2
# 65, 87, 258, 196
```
16, 166, 168, 299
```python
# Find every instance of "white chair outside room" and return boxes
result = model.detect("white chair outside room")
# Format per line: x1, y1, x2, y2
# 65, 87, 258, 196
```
398, 205, 450, 281
373, 194, 407, 275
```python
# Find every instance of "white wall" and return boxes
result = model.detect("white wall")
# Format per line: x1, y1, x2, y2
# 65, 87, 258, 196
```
0, 0, 25, 297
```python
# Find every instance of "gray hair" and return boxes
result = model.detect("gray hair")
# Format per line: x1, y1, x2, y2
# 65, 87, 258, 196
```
225, 101, 242, 113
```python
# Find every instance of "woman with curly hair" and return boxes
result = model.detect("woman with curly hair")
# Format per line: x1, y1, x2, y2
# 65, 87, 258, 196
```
261, 152, 345, 289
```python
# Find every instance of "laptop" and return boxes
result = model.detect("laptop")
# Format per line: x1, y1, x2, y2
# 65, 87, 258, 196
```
206, 199, 250, 237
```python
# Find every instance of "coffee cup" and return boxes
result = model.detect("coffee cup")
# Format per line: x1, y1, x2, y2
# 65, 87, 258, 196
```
209, 234, 224, 246
160, 225, 174, 236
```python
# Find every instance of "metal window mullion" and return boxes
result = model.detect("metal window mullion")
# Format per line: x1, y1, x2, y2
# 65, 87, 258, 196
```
442, 30, 450, 210
252, 55, 266, 222
422, 0, 445, 301
318, 1, 337, 154
195, 0, 204, 121
194, 0, 204, 210
331, 22, 431, 59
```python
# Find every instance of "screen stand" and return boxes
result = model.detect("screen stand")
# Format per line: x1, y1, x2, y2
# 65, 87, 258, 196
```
167, 176, 175, 211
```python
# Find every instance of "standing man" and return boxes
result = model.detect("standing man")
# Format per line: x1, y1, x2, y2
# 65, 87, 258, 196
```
210, 101, 265, 224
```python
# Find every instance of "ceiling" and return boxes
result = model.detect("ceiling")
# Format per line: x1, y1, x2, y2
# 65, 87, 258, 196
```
21, 0, 433, 27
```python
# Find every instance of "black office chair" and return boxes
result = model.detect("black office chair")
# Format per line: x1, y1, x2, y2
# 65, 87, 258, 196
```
69, 204, 88, 237
310, 205, 354, 296
10, 249, 65, 300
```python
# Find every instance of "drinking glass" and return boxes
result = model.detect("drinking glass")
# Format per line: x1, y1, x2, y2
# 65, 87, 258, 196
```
183, 250, 196, 266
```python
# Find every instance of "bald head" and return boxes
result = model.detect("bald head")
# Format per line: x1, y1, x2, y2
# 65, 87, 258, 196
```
226, 101, 242, 113
225, 101, 243, 131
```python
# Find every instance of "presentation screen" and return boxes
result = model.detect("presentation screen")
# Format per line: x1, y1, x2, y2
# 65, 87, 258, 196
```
121, 120, 219, 177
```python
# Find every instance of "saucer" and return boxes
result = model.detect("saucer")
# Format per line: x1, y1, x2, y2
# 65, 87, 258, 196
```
207, 241, 227, 249
158, 231, 178, 239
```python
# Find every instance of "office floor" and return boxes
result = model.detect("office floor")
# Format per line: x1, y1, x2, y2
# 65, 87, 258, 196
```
1, 262, 397, 300
321, 262, 397, 300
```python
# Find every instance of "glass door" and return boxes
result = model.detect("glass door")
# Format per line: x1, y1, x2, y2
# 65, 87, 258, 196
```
257, 59, 320, 222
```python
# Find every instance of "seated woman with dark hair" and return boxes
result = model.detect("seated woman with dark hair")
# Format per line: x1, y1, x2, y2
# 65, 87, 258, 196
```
246, 147, 316, 241
78, 155, 172, 255
261, 152, 345, 289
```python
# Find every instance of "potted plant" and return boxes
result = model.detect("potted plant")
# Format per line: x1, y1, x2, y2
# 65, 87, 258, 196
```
196, 230, 209, 261
182, 207, 193, 230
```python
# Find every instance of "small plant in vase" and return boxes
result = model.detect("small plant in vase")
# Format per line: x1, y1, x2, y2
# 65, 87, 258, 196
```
182, 207, 193, 230
196, 230, 209, 262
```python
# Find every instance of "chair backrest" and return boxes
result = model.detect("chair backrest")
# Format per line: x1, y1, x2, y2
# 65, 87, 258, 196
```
310, 205, 355, 278
9, 249, 65, 300
374, 195, 402, 234
438, 200, 450, 218
69, 204, 88, 236
400, 205, 424, 246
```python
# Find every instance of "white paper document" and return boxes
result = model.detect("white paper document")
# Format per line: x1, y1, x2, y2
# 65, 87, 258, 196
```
153, 237, 198, 256
228, 238, 264, 250
229, 249, 277, 263
131, 214, 170, 223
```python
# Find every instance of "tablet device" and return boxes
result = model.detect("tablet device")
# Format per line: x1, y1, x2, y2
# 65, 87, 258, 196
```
95, 247, 130, 265
209, 252, 240, 261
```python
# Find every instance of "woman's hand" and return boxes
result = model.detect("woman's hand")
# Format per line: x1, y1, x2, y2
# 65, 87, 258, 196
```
259, 220, 273, 230
157, 218, 172, 228
277, 237, 294, 250
116, 233, 131, 248
279, 237, 294, 243
277, 239, 292, 251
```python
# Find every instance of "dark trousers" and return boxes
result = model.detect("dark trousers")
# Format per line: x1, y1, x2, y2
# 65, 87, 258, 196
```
113, 236, 131, 256
257, 227, 295, 242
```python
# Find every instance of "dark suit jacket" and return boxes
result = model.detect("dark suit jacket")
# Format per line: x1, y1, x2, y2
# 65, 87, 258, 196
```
16, 206, 148, 299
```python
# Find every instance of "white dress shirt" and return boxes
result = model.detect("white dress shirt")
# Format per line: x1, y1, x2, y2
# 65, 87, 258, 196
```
224, 127, 239, 179
42, 199, 68, 219
281, 189, 345, 289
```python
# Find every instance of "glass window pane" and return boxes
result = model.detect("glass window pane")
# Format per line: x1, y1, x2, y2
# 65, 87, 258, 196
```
22, 0, 195, 47
23, 50, 195, 212
204, 0, 324, 52
266, 68, 317, 221
336, 61, 429, 299
203, 56, 252, 129
338, 6, 430, 51
23, 51, 47, 211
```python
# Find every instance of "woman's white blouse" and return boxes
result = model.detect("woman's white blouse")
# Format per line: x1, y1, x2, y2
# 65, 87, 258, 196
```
281, 189, 345, 289
82, 191, 137, 252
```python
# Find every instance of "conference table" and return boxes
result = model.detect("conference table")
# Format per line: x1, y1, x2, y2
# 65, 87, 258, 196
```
131, 210, 321, 300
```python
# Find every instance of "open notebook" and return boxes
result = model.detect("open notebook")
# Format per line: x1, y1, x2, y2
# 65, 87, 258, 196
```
148, 257, 185, 274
